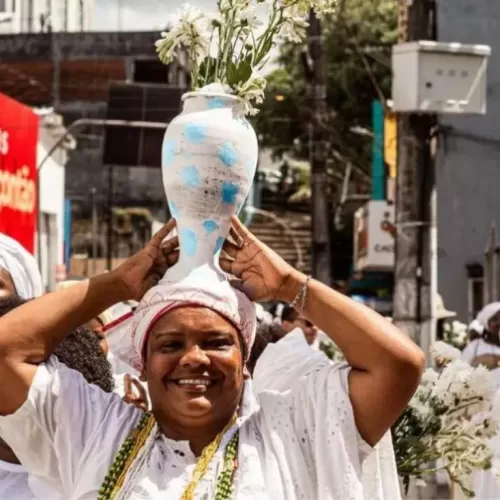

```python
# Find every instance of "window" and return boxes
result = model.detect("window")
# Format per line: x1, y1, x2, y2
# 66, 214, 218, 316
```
133, 59, 170, 84
467, 263, 484, 323
0, 1, 7, 12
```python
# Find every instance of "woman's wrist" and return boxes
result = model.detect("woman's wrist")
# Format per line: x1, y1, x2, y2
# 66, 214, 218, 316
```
277, 268, 309, 304
95, 270, 132, 304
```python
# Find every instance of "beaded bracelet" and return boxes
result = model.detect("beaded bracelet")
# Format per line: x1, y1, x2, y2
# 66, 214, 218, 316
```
289, 275, 311, 312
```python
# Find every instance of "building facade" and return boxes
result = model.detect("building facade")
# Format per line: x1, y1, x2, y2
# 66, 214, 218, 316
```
0, 0, 93, 34
36, 109, 75, 290
0, 30, 187, 265
437, 0, 500, 321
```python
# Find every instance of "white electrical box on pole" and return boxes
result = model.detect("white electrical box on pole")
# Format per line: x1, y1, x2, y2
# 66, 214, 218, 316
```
392, 2, 491, 357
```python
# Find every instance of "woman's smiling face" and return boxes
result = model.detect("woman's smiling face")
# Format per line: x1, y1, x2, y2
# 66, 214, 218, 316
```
144, 306, 244, 430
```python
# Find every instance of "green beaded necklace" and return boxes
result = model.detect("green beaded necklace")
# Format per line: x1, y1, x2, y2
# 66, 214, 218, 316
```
98, 414, 240, 500
215, 432, 239, 500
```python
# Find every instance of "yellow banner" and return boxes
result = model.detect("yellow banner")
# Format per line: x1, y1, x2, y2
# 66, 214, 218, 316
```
384, 111, 397, 179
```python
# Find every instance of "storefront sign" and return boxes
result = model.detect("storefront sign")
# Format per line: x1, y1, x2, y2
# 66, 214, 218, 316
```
353, 200, 395, 271
0, 93, 39, 253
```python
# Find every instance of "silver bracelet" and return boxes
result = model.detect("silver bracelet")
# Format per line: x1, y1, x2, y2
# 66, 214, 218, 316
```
289, 275, 311, 312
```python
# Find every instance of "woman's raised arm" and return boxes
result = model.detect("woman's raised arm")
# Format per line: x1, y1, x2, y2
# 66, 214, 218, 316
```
221, 216, 425, 446
0, 221, 178, 415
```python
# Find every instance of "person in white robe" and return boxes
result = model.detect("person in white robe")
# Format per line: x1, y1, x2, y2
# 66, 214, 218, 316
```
0, 217, 424, 499
0, 296, 115, 498
57, 280, 149, 407
462, 302, 500, 499
0, 234, 44, 499
0, 233, 43, 299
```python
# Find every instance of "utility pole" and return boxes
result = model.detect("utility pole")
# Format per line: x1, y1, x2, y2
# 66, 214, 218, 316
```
393, 0, 437, 356
307, 9, 332, 285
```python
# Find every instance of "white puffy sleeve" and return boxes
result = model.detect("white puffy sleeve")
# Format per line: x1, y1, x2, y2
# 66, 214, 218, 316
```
253, 329, 401, 500
0, 356, 141, 498
462, 339, 481, 363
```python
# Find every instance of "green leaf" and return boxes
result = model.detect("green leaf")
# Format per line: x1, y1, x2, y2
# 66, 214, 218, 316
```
257, 37, 274, 63
226, 59, 252, 86
236, 59, 252, 84
244, 52, 253, 66
198, 56, 217, 86
226, 60, 239, 86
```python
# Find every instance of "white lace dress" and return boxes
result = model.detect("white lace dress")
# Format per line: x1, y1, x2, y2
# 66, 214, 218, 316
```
0, 334, 378, 499
0, 460, 34, 499
0, 458, 62, 500
254, 329, 401, 500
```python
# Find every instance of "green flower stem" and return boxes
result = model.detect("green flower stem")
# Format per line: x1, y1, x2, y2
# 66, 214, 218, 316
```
254, 3, 284, 66
214, 24, 222, 81
230, 26, 244, 65
447, 396, 484, 416
220, 9, 238, 82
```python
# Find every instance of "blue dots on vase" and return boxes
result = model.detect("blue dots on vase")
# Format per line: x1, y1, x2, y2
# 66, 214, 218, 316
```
180, 228, 198, 257
219, 142, 238, 168
180, 165, 200, 188
203, 219, 219, 234
221, 181, 239, 205
208, 97, 226, 109
169, 201, 179, 218
184, 123, 207, 144
162, 139, 175, 167
214, 236, 225, 255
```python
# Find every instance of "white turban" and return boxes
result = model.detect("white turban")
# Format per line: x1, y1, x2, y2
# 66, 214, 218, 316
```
105, 267, 257, 372
0, 233, 43, 299
475, 302, 500, 333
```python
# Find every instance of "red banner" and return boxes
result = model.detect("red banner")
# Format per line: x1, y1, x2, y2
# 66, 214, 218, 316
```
0, 93, 39, 254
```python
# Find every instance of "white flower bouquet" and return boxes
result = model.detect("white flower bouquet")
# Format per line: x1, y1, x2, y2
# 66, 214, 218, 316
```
155, 0, 336, 115
442, 319, 469, 350
319, 340, 345, 362
392, 341, 498, 497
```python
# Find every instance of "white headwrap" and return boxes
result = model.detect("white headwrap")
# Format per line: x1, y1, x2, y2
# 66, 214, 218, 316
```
474, 302, 500, 334
105, 267, 257, 372
0, 233, 43, 299
468, 319, 485, 335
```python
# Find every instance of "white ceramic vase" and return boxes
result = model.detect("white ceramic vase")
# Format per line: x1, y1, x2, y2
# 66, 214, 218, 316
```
161, 91, 258, 282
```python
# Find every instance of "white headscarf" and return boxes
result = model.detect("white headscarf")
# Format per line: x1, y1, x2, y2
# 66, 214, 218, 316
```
0, 233, 43, 299
473, 302, 500, 334
105, 266, 257, 373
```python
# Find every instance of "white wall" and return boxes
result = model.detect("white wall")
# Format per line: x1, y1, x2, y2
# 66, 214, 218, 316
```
0, 0, 93, 34
36, 115, 68, 290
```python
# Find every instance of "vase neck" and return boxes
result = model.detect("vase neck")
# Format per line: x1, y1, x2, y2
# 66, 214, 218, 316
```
182, 92, 244, 115
162, 258, 224, 283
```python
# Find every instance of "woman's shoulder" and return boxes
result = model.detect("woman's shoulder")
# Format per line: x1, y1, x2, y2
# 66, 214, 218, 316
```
44, 355, 143, 432
253, 329, 333, 393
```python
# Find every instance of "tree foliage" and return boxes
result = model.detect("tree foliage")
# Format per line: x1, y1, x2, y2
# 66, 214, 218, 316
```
253, 0, 397, 176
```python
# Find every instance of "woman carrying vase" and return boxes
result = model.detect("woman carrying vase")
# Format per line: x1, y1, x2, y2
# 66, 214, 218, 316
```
0, 217, 424, 499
